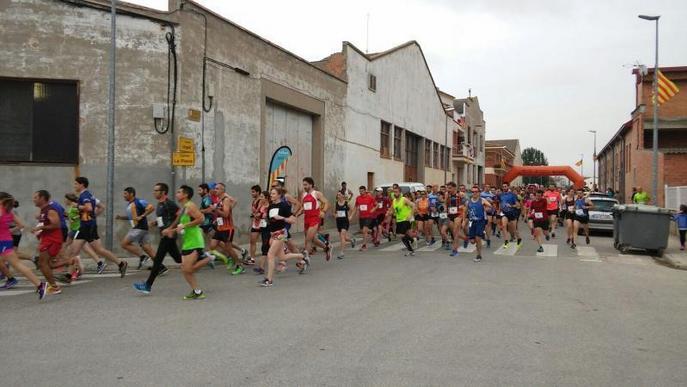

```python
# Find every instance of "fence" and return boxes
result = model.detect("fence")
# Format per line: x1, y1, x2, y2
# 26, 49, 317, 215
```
665, 185, 687, 210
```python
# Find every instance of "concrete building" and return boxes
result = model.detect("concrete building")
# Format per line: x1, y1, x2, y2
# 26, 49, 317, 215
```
451, 96, 486, 186
597, 66, 687, 205
485, 139, 522, 186
0, 0, 347, 248
313, 41, 459, 188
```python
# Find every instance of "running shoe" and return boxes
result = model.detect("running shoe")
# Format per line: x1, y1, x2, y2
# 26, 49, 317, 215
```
299, 253, 311, 274
133, 282, 151, 295
183, 290, 206, 300
253, 267, 265, 275
585, 236, 590, 245
430, 238, 436, 245
404, 251, 416, 256
443, 241, 451, 251
230, 266, 245, 275
317, 234, 326, 244
205, 252, 216, 269
240, 248, 248, 261
37, 282, 47, 300
71, 269, 81, 281
570, 242, 576, 249
517, 238, 522, 247
359, 244, 367, 252
62, 273, 73, 284
351, 237, 357, 248
138, 255, 149, 270
158, 266, 169, 277
119, 261, 128, 278
211, 250, 229, 265
503, 241, 510, 249
259, 279, 273, 287
450, 250, 459, 257
47, 284, 62, 295
486, 239, 491, 248
324, 243, 332, 261
1, 277, 18, 289
337, 253, 345, 260
566, 238, 571, 244
545, 235, 550, 241
463, 239, 469, 249
96, 261, 106, 274
537, 246, 544, 253
473, 255, 482, 262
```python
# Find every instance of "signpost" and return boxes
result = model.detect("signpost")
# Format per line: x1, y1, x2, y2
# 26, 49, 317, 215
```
173, 136, 195, 166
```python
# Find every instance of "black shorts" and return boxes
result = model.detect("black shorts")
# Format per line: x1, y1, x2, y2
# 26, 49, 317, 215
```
376, 214, 386, 226
395, 221, 411, 235
201, 224, 214, 234
250, 227, 262, 233
359, 218, 373, 230
503, 211, 518, 222
547, 209, 559, 217
563, 211, 575, 220
416, 214, 431, 222
61, 228, 68, 242
575, 215, 589, 224
213, 230, 235, 243
336, 218, 350, 232
75, 224, 99, 242
533, 220, 549, 230
11, 234, 21, 248
181, 248, 205, 257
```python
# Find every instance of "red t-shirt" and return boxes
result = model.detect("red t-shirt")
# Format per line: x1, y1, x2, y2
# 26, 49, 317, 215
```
355, 194, 377, 219
375, 196, 390, 217
37, 206, 62, 245
530, 198, 549, 222
543, 190, 561, 211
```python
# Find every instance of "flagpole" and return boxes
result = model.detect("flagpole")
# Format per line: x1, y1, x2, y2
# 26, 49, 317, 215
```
580, 153, 583, 183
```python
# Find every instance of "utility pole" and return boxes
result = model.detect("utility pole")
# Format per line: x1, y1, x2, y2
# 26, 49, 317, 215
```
639, 14, 660, 205
105, 0, 117, 250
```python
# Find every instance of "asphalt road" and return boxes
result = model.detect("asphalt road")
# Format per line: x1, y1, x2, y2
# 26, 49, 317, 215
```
3, 228, 686, 386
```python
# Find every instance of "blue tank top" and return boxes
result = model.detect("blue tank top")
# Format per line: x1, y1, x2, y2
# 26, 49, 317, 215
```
575, 198, 588, 216
467, 198, 486, 221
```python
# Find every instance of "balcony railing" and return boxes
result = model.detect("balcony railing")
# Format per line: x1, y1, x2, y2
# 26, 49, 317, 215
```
452, 144, 475, 160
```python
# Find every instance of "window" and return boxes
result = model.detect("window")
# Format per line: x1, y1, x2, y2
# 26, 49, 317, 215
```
440, 146, 445, 170
433, 142, 439, 168
0, 78, 79, 163
368, 74, 377, 92
424, 139, 431, 167
445, 146, 450, 170
380, 121, 391, 157
394, 126, 403, 161
405, 132, 419, 167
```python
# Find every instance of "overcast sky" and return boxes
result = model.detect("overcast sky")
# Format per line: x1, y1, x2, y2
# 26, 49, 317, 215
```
131, 0, 686, 173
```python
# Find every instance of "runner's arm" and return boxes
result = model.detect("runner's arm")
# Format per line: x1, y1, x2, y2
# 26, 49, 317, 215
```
317, 192, 330, 214
178, 204, 203, 230
11, 212, 26, 231
35, 209, 61, 232
141, 203, 155, 219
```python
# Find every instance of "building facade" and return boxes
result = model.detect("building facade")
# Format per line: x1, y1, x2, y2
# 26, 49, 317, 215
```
451, 96, 486, 186
484, 143, 514, 186
597, 66, 687, 205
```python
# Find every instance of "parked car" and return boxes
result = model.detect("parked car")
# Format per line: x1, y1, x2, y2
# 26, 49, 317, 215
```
588, 196, 619, 232
376, 182, 426, 195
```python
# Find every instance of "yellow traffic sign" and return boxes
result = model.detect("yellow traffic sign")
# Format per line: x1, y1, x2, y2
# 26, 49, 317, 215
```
173, 151, 195, 166
177, 136, 194, 153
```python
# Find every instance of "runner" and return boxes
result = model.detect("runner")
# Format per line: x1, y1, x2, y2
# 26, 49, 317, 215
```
389, 185, 416, 256
115, 187, 155, 270
253, 190, 271, 275
529, 190, 550, 252
271, 178, 301, 255
428, 185, 441, 244
543, 184, 562, 238
133, 183, 183, 294
349, 185, 376, 252
248, 185, 264, 265
339, 181, 354, 203
523, 192, 535, 237
68, 177, 127, 277
435, 188, 451, 250
299, 177, 331, 260
334, 191, 355, 259
446, 182, 468, 257
499, 183, 522, 248
415, 189, 433, 246
480, 184, 496, 248
372, 188, 390, 246
571, 189, 593, 249
198, 183, 215, 237
210, 183, 244, 275
0, 199, 22, 287
31, 190, 67, 294
561, 189, 576, 245
466, 185, 492, 262
260, 187, 309, 287
0, 192, 46, 299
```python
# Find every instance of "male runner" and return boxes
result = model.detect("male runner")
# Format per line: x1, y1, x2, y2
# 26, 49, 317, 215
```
349, 186, 376, 251
32, 190, 64, 294
68, 177, 127, 276
248, 185, 264, 264
339, 181, 354, 203
571, 190, 594, 249
198, 183, 215, 236
480, 184, 496, 248
467, 185, 492, 262
133, 183, 183, 294
210, 183, 244, 275
446, 182, 467, 257
299, 177, 331, 260
373, 187, 390, 245
499, 183, 522, 248
543, 184, 562, 238
529, 190, 550, 253
116, 187, 156, 269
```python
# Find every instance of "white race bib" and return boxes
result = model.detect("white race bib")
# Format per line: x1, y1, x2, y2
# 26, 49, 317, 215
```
439, 213, 448, 219
360, 205, 368, 212
431, 212, 439, 218
303, 202, 313, 211
336, 210, 346, 218
377, 202, 383, 209
35, 222, 44, 235
575, 209, 585, 216
259, 219, 267, 228
567, 206, 575, 212
130, 220, 135, 228
449, 207, 458, 214
534, 212, 544, 219
156, 217, 164, 227
499, 212, 505, 216
269, 208, 280, 219
216, 218, 224, 226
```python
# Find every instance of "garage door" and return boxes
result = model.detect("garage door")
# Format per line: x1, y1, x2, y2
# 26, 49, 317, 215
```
265, 102, 313, 231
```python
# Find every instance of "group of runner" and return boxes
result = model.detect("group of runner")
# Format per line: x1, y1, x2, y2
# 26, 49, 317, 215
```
0, 176, 595, 301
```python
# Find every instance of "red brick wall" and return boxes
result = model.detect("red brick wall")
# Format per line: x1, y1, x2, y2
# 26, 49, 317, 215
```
664, 154, 687, 186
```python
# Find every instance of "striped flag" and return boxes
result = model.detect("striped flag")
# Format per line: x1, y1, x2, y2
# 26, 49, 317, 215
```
655, 70, 680, 105
575, 159, 583, 167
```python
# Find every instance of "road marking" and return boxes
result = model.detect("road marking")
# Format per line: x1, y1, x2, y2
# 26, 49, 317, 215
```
536, 244, 558, 257
79, 273, 134, 279
607, 255, 648, 265
416, 243, 444, 252
494, 243, 518, 256
457, 244, 477, 253
379, 243, 406, 252
0, 290, 35, 297
577, 245, 602, 262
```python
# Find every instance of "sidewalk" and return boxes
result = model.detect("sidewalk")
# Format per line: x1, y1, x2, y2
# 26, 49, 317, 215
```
653, 234, 687, 270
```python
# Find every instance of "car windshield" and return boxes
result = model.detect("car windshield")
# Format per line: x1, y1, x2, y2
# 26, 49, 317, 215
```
591, 199, 617, 211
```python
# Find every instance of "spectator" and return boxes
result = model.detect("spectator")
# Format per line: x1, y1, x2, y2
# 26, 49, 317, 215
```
673, 204, 687, 251
633, 187, 650, 205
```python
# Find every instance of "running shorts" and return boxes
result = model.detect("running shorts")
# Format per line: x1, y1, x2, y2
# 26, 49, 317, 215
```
575, 215, 589, 224
547, 209, 559, 217
533, 220, 549, 230
125, 229, 151, 245
212, 229, 234, 243
0, 240, 14, 256
359, 218, 373, 230
395, 221, 411, 235
12, 234, 21, 247
336, 218, 350, 232
503, 211, 518, 222
181, 248, 205, 257
39, 240, 63, 257
304, 216, 320, 230
467, 219, 487, 239
416, 214, 431, 222
75, 224, 99, 242
376, 214, 386, 227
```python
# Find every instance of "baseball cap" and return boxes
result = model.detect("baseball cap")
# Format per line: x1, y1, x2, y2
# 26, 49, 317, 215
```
375, 187, 383, 192
207, 182, 217, 189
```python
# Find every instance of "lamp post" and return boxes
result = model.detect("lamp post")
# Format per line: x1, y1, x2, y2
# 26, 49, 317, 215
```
105, 0, 117, 250
638, 14, 660, 205
588, 130, 597, 191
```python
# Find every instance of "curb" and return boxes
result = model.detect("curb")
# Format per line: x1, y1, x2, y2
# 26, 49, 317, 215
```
652, 255, 687, 271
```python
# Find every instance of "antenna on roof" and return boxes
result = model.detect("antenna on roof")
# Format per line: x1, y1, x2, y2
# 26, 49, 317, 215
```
468, 88, 472, 98
366, 13, 370, 54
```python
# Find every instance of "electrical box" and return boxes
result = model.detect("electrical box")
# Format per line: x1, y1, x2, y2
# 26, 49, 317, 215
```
153, 103, 166, 119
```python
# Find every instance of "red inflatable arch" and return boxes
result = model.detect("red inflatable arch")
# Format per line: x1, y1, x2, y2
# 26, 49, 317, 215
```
503, 166, 585, 189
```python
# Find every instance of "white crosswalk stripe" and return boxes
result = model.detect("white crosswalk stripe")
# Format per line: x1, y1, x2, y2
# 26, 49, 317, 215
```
416, 243, 444, 252
493, 242, 520, 256
379, 243, 406, 252
457, 244, 477, 253
536, 244, 558, 257
576, 246, 601, 262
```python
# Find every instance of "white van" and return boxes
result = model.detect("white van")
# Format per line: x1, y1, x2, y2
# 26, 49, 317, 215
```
375, 182, 427, 195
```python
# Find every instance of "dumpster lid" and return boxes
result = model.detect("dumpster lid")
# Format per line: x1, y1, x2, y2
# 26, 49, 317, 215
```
612, 204, 674, 214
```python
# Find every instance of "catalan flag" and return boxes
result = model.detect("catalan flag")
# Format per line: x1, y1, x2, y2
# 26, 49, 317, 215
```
575, 159, 583, 167
655, 70, 680, 105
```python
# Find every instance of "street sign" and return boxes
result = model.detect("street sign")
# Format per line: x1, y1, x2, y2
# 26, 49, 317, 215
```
173, 151, 195, 166
187, 109, 201, 122
177, 136, 194, 153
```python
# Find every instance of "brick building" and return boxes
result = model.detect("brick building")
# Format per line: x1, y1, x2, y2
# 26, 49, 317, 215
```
484, 139, 521, 186
597, 66, 687, 205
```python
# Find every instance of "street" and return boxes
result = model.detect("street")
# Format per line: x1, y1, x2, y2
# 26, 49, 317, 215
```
2, 227, 686, 387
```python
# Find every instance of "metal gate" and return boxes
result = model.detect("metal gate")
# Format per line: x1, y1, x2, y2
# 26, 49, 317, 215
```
665, 185, 687, 210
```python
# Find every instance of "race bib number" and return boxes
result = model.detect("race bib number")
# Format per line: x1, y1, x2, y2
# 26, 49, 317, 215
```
269, 208, 280, 219
547, 197, 556, 203
336, 210, 346, 218
156, 217, 164, 227
360, 205, 368, 212
575, 209, 585, 216
499, 212, 504, 216
567, 206, 575, 212
431, 212, 439, 218
439, 213, 448, 219
216, 218, 224, 226
35, 222, 44, 235
259, 219, 267, 228
449, 207, 458, 214
534, 212, 544, 219
303, 202, 313, 211
377, 203, 383, 209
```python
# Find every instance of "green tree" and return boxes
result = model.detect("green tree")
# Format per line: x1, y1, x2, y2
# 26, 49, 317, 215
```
520, 147, 551, 185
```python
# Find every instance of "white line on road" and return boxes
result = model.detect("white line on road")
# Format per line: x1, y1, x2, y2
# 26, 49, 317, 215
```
536, 244, 558, 257
379, 243, 406, 252
493, 243, 519, 256
457, 244, 477, 253
0, 290, 35, 297
416, 243, 444, 252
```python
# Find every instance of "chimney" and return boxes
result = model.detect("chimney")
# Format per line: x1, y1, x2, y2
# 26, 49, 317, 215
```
169, 0, 183, 11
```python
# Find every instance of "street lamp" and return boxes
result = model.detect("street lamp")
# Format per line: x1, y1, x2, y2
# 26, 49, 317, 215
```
588, 130, 597, 191
638, 14, 660, 205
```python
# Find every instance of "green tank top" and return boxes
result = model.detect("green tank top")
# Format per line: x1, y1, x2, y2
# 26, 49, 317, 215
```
180, 202, 204, 250
393, 197, 412, 222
